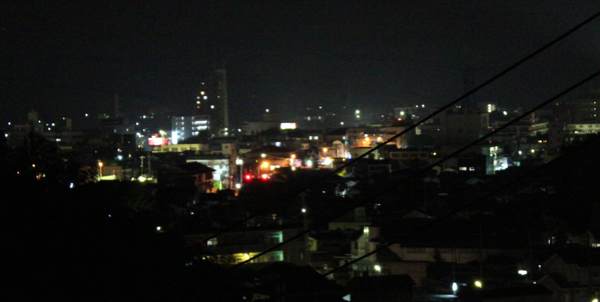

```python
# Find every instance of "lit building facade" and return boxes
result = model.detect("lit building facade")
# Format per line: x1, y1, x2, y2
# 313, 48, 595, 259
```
171, 115, 210, 144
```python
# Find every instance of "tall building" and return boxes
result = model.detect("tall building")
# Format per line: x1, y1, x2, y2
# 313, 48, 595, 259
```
195, 68, 229, 136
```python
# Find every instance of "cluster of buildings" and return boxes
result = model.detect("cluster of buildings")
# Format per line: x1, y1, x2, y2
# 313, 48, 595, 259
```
3, 69, 600, 301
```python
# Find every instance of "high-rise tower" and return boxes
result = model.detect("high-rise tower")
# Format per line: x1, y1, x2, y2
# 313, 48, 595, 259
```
195, 68, 229, 136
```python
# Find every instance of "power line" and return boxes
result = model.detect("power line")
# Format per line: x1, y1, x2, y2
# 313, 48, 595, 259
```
321, 70, 600, 276
223, 12, 600, 266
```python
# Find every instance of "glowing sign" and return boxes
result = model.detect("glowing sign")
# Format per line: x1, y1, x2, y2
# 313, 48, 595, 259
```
148, 135, 169, 146
280, 122, 297, 130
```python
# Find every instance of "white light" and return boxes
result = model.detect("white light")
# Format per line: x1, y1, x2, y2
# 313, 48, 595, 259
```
373, 264, 382, 273
171, 130, 179, 144
363, 226, 369, 235
69, 182, 75, 189
340, 121, 344, 126
265, 108, 270, 113
502, 111, 508, 116
301, 208, 307, 213
280, 122, 297, 130
261, 153, 267, 158
200, 91, 205, 95
355, 109, 360, 114
235, 183, 242, 189
203, 95, 208, 100
156, 226, 162, 232
210, 105, 215, 109
592, 298, 599, 302
474, 280, 483, 288
305, 159, 314, 168
452, 282, 459, 293
235, 158, 244, 165
116, 155, 124, 161
518, 269, 528, 276
84, 113, 89, 117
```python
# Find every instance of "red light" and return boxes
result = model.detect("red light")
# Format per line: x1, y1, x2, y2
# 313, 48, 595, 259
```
243, 173, 255, 183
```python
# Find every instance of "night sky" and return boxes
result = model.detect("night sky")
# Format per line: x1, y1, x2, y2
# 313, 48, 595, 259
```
2, 1, 600, 125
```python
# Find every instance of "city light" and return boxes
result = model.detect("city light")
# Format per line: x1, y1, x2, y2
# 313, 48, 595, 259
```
474, 280, 483, 289
518, 269, 528, 276
305, 159, 314, 168
260, 153, 267, 158
301, 207, 307, 214
235, 158, 244, 165
452, 282, 458, 294
260, 161, 270, 170
373, 264, 382, 273
243, 174, 255, 183
155, 226, 163, 232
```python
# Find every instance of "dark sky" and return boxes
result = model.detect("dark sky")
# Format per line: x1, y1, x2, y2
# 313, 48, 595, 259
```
2, 1, 600, 125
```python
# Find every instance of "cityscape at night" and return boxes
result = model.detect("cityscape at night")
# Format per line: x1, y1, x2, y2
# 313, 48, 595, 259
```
3, 2, 600, 301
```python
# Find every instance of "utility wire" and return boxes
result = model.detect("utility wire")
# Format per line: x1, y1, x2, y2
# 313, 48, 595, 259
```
321, 70, 600, 276
202, 11, 600, 244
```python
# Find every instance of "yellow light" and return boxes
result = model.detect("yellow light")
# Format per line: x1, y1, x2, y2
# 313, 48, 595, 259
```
322, 147, 328, 153
260, 161, 270, 170
260, 153, 267, 158
290, 153, 296, 159
98, 161, 104, 168
592, 298, 598, 302
474, 280, 483, 289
